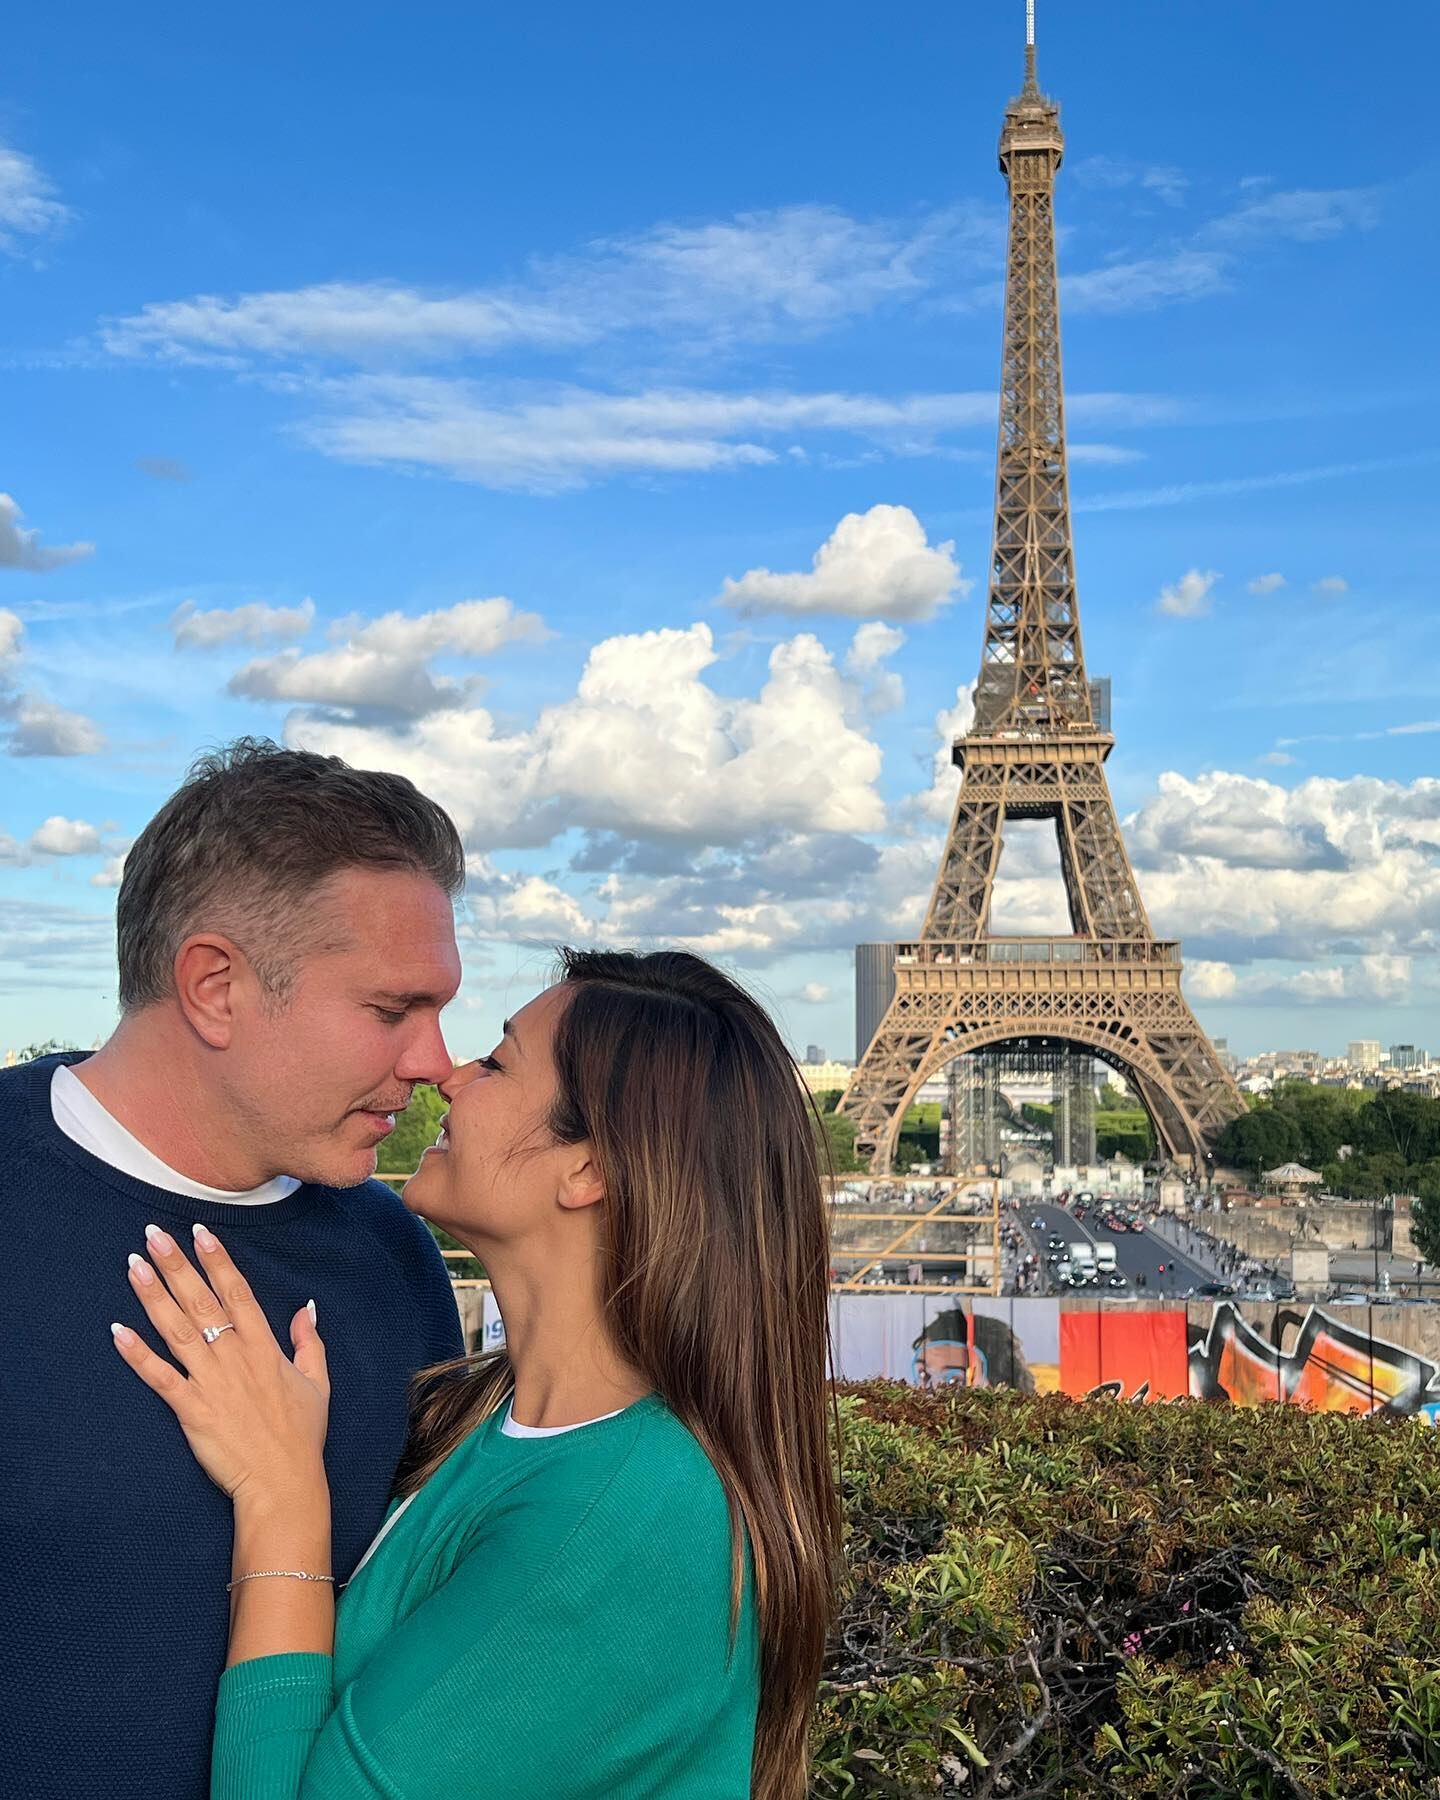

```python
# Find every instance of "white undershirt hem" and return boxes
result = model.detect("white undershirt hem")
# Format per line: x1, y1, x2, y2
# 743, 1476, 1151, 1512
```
50, 1064, 300, 1206
500, 1400, 625, 1438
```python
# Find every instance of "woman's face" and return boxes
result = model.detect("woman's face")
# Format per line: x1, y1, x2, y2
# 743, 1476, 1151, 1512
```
402, 983, 594, 1247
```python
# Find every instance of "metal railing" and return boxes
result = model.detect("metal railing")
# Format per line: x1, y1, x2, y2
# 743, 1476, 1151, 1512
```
894, 937, 1179, 967
378, 1172, 1006, 1295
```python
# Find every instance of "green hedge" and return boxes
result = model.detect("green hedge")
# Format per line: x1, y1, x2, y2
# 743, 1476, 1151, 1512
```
813, 1383, 1440, 1797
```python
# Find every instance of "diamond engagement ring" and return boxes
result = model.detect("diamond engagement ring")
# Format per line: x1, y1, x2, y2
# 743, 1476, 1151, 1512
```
202, 1322, 236, 1344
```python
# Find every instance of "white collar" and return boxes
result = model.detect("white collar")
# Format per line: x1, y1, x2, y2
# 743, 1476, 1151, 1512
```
51, 1064, 300, 1205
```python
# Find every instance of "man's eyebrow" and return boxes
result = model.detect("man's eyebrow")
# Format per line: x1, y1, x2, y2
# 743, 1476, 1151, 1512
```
501, 1017, 522, 1052
371, 989, 448, 1007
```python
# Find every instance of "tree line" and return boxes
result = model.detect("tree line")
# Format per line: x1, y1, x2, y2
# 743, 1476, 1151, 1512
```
1214, 1082, 1440, 1264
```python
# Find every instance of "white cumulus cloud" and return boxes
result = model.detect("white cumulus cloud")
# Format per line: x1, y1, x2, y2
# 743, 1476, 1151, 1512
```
29, 816, 102, 856
0, 610, 107, 758
1247, 572, 1285, 595
229, 596, 547, 719
339, 596, 549, 659
0, 142, 72, 255
1313, 575, 1348, 595
0, 494, 93, 572
720, 505, 965, 621
844, 620, 907, 713
0, 815, 108, 867
845, 621, 906, 676
1184, 960, 1239, 1001
172, 597, 316, 648
286, 621, 884, 848
1155, 567, 1221, 618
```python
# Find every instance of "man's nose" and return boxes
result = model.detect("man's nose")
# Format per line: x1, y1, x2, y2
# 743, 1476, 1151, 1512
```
395, 1015, 454, 1086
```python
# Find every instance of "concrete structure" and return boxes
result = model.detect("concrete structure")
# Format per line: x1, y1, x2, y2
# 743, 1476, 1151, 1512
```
1157, 1176, 1187, 1214
854, 943, 898, 1062
1390, 1044, 1425, 1071
1291, 1245, 1331, 1292
1347, 1039, 1382, 1072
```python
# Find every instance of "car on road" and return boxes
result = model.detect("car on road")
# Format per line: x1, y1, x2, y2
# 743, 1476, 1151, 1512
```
1188, 1281, 1235, 1298
1046, 1234, 1066, 1251
1329, 1292, 1372, 1307
1104, 1272, 1128, 1289
1030, 1216, 1046, 1229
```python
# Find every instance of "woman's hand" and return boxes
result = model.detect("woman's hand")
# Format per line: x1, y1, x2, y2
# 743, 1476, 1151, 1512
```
111, 1223, 329, 1513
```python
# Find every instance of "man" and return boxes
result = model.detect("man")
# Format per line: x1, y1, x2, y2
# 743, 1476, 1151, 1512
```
0, 739, 467, 1800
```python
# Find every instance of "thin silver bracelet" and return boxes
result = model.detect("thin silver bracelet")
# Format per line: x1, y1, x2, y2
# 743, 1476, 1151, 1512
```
227, 1569, 336, 1592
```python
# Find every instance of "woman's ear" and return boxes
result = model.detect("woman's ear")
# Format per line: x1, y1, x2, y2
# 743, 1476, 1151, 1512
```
558, 1147, 606, 1213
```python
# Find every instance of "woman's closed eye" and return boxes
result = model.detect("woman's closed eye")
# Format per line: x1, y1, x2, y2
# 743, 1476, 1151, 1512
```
477, 1053, 503, 1073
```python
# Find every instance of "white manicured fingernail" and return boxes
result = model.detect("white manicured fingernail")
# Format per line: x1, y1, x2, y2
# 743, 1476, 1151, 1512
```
307, 1299, 318, 1327
110, 1322, 135, 1343
192, 1223, 220, 1253
128, 1253, 155, 1286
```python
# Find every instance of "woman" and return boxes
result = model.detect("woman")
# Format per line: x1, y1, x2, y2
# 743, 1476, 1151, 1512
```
112, 948, 840, 1799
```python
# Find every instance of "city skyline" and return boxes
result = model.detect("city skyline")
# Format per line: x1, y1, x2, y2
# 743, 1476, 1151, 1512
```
3, 0, 1438, 1061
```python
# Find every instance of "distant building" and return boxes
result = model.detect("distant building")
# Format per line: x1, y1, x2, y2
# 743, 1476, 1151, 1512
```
854, 942, 898, 1061
796, 1059, 856, 1096
1347, 1039, 1382, 1071
1390, 1044, 1425, 1071
805, 1043, 825, 1066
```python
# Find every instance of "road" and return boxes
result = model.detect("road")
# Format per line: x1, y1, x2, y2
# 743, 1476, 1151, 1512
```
1023, 1200, 1220, 1300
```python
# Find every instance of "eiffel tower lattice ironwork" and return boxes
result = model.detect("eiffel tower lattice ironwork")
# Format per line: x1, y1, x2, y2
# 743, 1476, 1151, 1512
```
838, 12, 1245, 1173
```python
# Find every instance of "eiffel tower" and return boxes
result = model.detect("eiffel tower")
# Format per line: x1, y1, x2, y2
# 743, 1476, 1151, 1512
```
839, 4, 1245, 1174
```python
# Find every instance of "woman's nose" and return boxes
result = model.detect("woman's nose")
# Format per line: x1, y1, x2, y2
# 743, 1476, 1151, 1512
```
439, 1058, 482, 1100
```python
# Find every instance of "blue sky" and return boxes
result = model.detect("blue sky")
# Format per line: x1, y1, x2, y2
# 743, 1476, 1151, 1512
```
3, 0, 1438, 1064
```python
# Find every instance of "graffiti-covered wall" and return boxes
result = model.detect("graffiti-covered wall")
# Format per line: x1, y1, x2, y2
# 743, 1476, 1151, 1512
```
829, 1294, 1440, 1423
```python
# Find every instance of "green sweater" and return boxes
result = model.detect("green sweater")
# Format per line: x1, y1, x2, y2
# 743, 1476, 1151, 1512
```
212, 1395, 759, 1799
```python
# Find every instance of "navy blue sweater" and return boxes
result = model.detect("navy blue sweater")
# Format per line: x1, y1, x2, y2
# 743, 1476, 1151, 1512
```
0, 1053, 464, 1800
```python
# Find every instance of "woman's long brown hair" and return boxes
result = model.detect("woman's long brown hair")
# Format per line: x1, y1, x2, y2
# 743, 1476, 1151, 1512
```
392, 948, 842, 1800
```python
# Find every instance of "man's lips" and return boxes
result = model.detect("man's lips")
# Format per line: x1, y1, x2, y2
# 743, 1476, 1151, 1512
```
357, 1103, 407, 1135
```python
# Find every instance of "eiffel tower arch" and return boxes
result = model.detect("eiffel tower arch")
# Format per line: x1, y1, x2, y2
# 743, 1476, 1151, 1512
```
839, 13, 1245, 1175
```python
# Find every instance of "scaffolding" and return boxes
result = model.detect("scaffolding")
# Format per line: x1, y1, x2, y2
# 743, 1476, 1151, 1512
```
945, 1043, 1096, 1174
827, 1176, 1003, 1295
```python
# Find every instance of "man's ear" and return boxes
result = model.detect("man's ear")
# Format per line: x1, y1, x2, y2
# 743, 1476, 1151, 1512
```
173, 933, 246, 1049
558, 1148, 606, 1214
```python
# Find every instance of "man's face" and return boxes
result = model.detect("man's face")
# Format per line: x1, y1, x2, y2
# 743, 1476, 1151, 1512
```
225, 867, 462, 1187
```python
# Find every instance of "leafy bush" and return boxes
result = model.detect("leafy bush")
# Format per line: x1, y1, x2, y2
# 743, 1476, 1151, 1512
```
812, 1383, 1440, 1797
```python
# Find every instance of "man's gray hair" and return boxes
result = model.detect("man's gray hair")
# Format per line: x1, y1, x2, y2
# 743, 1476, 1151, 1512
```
116, 737, 465, 1009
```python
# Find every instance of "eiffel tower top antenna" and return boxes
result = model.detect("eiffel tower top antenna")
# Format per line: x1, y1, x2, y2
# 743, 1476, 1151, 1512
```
1024, 0, 1038, 93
